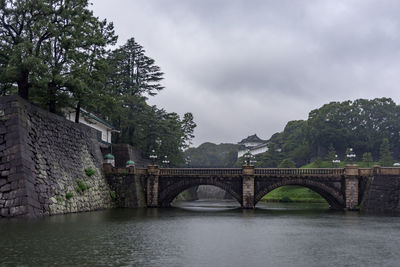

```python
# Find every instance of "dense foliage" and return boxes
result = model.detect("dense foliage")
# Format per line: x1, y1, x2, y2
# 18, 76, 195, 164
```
257, 98, 400, 167
188, 98, 400, 168
0, 1, 195, 166
184, 143, 239, 167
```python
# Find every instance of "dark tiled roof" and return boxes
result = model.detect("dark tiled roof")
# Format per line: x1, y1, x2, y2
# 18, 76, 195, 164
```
238, 134, 267, 144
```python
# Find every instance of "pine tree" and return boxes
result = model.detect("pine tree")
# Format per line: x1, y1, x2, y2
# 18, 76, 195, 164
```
379, 138, 393, 167
0, 0, 117, 114
362, 152, 373, 167
107, 38, 164, 98
326, 144, 336, 166
278, 158, 296, 168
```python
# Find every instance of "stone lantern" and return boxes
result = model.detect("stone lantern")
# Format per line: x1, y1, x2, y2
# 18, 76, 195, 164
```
126, 160, 135, 168
104, 153, 115, 167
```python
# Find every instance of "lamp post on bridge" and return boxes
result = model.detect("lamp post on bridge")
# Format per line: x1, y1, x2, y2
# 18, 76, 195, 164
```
346, 148, 356, 164
244, 150, 255, 166
332, 154, 341, 168
162, 155, 170, 168
185, 156, 191, 168
149, 149, 158, 165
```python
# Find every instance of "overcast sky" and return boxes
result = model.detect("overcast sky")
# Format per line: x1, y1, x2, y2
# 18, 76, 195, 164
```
91, 0, 400, 147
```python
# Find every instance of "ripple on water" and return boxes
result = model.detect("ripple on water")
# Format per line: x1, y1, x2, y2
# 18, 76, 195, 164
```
1, 201, 400, 266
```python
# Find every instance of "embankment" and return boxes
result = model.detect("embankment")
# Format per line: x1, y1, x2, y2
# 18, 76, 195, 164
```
0, 96, 112, 218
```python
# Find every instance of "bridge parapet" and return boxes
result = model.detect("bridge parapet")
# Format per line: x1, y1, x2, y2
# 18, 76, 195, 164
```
104, 165, 400, 178
159, 168, 242, 176
375, 167, 400, 176
254, 168, 344, 177
158, 168, 345, 177
358, 168, 373, 177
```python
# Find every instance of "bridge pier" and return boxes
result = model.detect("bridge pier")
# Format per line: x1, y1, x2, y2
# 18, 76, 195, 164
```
242, 165, 255, 209
344, 165, 359, 210
146, 165, 160, 208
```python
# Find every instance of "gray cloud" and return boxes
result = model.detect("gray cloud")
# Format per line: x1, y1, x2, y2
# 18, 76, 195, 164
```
91, 0, 400, 146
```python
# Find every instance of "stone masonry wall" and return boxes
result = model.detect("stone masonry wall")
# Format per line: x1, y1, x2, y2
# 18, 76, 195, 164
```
361, 175, 400, 213
0, 96, 112, 218
106, 171, 146, 208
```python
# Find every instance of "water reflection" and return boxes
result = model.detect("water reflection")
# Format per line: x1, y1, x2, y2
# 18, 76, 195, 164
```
1, 201, 400, 267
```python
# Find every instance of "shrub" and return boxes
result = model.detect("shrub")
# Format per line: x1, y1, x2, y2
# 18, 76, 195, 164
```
84, 168, 96, 177
66, 192, 73, 200
76, 179, 89, 193
110, 190, 116, 200
280, 196, 293, 203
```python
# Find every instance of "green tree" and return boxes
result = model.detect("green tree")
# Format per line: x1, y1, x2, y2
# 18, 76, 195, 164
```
0, 0, 116, 113
278, 158, 296, 168
0, 0, 50, 99
181, 113, 196, 149
379, 138, 393, 167
184, 143, 240, 167
326, 144, 336, 166
314, 157, 323, 168
362, 152, 373, 167
106, 37, 164, 98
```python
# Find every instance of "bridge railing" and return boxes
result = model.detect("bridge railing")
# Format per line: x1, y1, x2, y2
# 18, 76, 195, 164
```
160, 168, 242, 176
158, 168, 344, 177
358, 168, 372, 177
254, 168, 344, 177
377, 167, 400, 175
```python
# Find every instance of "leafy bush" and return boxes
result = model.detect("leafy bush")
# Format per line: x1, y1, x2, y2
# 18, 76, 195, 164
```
66, 192, 73, 200
76, 179, 89, 193
84, 168, 96, 177
109, 190, 116, 200
280, 196, 293, 203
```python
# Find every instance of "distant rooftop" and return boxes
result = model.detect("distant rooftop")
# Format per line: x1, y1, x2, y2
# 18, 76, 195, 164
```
238, 134, 267, 145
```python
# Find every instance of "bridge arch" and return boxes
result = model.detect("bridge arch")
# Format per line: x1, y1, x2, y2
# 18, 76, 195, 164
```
254, 179, 345, 209
158, 178, 242, 207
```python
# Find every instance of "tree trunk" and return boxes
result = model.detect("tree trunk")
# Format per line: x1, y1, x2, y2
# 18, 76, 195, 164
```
17, 70, 30, 99
115, 115, 121, 143
75, 101, 81, 123
48, 81, 57, 113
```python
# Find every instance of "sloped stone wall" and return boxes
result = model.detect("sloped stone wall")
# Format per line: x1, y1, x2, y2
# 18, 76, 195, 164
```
0, 96, 112, 218
361, 175, 400, 213
106, 172, 146, 208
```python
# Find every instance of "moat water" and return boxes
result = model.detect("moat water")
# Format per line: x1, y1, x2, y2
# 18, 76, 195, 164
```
1, 201, 400, 266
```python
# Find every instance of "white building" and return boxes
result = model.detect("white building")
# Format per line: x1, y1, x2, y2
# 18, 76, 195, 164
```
64, 108, 115, 145
237, 134, 269, 158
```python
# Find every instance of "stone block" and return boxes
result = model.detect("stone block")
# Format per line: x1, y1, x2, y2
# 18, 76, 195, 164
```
0, 183, 10, 192
0, 208, 9, 217
10, 206, 27, 216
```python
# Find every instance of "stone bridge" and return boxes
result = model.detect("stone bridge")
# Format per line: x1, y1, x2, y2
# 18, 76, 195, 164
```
105, 164, 400, 210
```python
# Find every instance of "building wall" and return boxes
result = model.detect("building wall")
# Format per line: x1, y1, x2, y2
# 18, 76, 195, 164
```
241, 142, 264, 147
238, 145, 268, 158
66, 111, 111, 143
0, 96, 113, 218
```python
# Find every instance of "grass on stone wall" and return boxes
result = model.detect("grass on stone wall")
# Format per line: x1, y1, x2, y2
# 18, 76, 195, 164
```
65, 192, 73, 200
109, 190, 116, 201
84, 168, 96, 177
76, 179, 89, 194
261, 186, 327, 203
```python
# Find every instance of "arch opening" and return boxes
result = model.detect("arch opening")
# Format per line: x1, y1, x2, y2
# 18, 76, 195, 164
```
159, 182, 242, 208
255, 182, 345, 210
259, 185, 327, 204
